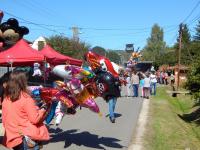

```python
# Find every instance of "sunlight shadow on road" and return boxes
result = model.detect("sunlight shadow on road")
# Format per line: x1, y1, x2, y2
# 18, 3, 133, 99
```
45, 129, 125, 149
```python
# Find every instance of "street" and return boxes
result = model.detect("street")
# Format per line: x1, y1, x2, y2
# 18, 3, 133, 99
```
42, 88, 143, 150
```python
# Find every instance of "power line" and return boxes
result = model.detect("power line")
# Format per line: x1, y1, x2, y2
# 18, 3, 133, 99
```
182, 0, 200, 23
188, 13, 200, 26
3, 11, 65, 35
79, 25, 177, 31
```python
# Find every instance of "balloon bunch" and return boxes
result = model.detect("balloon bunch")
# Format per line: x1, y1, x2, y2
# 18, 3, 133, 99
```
0, 10, 29, 49
28, 51, 122, 125
125, 51, 142, 72
29, 64, 100, 114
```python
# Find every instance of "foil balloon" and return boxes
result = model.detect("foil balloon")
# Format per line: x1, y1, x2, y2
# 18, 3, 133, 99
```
7, 18, 19, 28
0, 17, 29, 48
52, 65, 74, 80
85, 51, 119, 78
49, 80, 100, 115
40, 87, 73, 108
81, 98, 100, 114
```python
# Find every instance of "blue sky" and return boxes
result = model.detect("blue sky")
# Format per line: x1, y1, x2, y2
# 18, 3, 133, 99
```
1, 0, 200, 50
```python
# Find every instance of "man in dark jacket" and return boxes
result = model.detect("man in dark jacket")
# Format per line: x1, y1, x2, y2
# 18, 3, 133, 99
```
94, 68, 121, 123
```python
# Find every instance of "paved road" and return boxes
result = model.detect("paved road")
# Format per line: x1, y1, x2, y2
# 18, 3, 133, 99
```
42, 88, 143, 150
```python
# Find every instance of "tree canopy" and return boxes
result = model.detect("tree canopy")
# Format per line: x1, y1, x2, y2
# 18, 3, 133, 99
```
92, 46, 107, 56
46, 35, 90, 60
194, 20, 200, 41
106, 51, 121, 64
142, 24, 167, 68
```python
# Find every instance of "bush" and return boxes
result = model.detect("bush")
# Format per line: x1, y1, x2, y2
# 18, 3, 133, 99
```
185, 60, 200, 104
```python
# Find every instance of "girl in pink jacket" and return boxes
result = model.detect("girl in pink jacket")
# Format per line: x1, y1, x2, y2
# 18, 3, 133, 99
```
2, 71, 49, 150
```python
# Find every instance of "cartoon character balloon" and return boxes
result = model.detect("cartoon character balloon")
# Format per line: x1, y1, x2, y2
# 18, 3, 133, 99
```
0, 11, 29, 49
85, 51, 119, 78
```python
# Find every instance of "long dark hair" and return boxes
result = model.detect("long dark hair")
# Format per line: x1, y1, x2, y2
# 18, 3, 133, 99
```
0, 72, 10, 102
5, 71, 28, 101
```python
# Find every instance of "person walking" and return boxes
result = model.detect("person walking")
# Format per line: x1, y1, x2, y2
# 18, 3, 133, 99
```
125, 73, 132, 97
150, 71, 157, 95
2, 71, 50, 150
131, 71, 139, 97
143, 73, 151, 99
139, 73, 145, 98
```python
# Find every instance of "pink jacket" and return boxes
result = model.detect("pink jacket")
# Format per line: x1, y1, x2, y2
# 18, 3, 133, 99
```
2, 92, 48, 148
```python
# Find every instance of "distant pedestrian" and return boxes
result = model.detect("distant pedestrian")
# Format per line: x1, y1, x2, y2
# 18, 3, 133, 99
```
170, 73, 175, 86
143, 73, 151, 99
163, 72, 168, 85
150, 72, 157, 95
139, 74, 145, 98
125, 73, 132, 97
131, 71, 139, 97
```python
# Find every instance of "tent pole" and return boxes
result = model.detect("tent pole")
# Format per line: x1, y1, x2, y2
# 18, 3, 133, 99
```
43, 57, 47, 86
11, 62, 13, 72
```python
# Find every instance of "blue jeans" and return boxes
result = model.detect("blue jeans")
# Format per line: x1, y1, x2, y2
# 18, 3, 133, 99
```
45, 101, 58, 124
151, 82, 157, 95
132, 84, 139, 97
108, 97, 117, 119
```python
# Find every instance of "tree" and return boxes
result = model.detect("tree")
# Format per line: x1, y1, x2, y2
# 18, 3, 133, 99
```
185, 59, 200, 104
46, 35, 90, 60
193, 20, 200, 41
142, 24, 166, 68
92, 46, 107, 56
106, 51, 121, 64
174, 24, 192, 65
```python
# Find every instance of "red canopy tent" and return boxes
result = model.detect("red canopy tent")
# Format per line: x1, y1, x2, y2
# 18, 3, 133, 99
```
0, 39, 45, 67
40, 45, 83, 66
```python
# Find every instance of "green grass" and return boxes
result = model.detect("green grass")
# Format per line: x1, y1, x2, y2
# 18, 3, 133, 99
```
144, 86, 200, 150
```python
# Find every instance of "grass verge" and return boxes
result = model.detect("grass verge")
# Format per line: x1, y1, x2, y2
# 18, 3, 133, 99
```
143, 86, 200, 150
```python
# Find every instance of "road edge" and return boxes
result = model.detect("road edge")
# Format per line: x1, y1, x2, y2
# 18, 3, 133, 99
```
128, 98, 150, 150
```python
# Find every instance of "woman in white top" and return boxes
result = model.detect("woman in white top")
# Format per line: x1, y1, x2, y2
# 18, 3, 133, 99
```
150, 72, 157, 95
143, 73, 151, 99
125, 73, 132, 97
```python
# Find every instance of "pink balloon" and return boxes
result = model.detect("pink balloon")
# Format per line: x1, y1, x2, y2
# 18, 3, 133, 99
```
81, 98, 100, 113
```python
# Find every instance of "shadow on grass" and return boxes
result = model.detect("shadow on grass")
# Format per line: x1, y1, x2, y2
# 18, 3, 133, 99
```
44, 129, 125, 149
177, 107, 200, 125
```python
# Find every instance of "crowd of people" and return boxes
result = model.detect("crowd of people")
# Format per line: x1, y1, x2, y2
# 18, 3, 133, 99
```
123, 70, 159, 99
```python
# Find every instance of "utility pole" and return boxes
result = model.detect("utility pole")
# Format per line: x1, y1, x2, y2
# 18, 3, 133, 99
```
70, 27, 80, 41
177, 23, 183, 90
